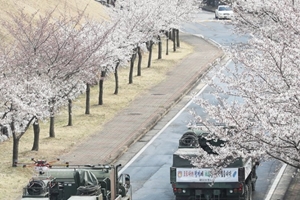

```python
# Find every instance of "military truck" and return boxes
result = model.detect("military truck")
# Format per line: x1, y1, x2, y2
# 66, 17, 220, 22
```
21, 164, 131, 200
170, 129, 259, 200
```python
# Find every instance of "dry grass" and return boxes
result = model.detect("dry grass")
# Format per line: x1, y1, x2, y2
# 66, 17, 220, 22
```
0, 1, 194, 199
0, 0, 108, 21
0, 0, 108, 40
0, 40, 194, 199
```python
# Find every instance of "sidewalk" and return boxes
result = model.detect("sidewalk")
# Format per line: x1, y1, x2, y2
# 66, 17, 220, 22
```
270, 164, 298, 200
283, 166, 300, 200
60, 33, 224, 165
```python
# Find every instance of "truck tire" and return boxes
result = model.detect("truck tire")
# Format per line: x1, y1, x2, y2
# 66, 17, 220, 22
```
252, 182, 256, 191
252, 178, 256, 191
175, 197, 191, 200
248, 181, 253, 200
241, 184, 249, 200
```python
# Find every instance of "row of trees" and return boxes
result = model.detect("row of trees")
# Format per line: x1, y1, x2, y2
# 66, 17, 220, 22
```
0, 0, 199, 166
191, 0, 300, 169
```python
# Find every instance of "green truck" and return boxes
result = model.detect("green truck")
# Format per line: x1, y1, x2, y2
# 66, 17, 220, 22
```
170, 130, 259, 200
21, 164, 131, 200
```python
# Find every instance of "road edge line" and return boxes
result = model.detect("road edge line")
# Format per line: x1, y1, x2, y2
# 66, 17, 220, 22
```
265, 163, 287, 200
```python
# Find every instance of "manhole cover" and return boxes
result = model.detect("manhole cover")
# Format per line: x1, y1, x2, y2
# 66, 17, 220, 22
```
128, 112, 142, 115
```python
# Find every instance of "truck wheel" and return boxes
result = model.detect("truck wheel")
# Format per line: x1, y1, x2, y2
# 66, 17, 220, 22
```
248, 182, 253, 200
252, 175, 257, 191
175, 197, 186, 200
252, 181, 256, 191
242, 184, 249, 200
176, 197, 192, 200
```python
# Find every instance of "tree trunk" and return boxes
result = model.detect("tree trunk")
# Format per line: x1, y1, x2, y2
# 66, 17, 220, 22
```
98, 70, 106, 105
49, 116, 55, 138
31, 119, 40, 151
68, 99, 72, 126
172, 28, 176, 52
11, 122, 19, 167
10, 116, 35, 167
114, 62, 120, 94
85, 83, 90, 114
129, 51, 136, 84
147, 41, 153, 68
166, 38, 169, 55
176, 29, 180, 47
49, 98, 55, 138
137, 46, 142, 76
158, 35, 162, 59
12, 136, 20, 167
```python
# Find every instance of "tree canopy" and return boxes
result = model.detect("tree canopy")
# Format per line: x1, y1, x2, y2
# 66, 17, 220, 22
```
0, 0, 199, 166
191, 0, 300, 169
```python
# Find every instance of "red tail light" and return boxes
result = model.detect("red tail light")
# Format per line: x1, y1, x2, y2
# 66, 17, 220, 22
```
172, 184, 177, 192
238, 183, 244, 193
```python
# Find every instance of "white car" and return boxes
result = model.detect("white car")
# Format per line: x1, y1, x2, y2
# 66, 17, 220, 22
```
215, 5, 234, 19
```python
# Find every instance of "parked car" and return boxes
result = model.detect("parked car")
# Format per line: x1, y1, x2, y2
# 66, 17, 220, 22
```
215, 5, 234, 19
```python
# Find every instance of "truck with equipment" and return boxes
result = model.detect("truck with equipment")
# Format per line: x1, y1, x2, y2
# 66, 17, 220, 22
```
20, 161, 132, 200
170, 129, 259, 200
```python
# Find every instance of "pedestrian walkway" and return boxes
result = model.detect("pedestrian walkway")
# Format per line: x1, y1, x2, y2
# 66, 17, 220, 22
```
60, 33, 223, 165
269, 164, 299, 200
283, 167, 300, 200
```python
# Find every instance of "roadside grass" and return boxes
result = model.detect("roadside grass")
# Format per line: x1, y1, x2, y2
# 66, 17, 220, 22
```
0, 40, 194, 200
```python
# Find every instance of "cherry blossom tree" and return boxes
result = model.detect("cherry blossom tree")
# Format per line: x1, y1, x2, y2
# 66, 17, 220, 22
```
111, 0, 160, 84
0, 44, 51, 166
69, 19, 121, 111
6, 9, 118, 134
0, 7, 118, 165
82, 20, 132, 106
112, 0, 198, 83
191, 0, 300, 169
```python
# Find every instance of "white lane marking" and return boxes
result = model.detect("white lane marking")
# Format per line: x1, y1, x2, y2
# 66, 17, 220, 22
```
265, 163, 287, 200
